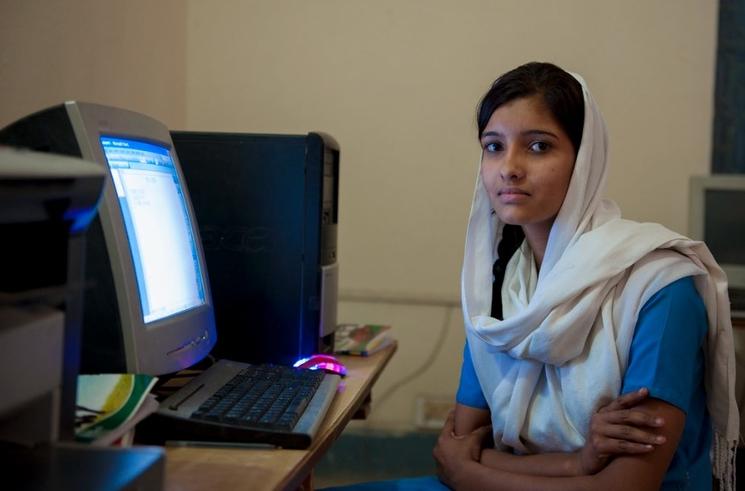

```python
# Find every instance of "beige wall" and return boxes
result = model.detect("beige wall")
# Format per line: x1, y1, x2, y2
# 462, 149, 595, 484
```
185, 0, 718, 300
185, 0, 718, 429
0, 1, 719, 430
0, 0, 187, 129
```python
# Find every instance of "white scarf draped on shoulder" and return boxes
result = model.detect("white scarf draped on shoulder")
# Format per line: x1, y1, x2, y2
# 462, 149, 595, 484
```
460, 73, 738, 487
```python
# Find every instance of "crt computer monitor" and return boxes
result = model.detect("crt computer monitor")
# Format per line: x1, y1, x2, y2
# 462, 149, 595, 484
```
0, 102, 216, 375
689, 174, 745, 296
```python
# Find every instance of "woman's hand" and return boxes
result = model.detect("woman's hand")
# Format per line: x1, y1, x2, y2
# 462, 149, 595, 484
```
433, 410, 492, 488
578, 387, 666, 475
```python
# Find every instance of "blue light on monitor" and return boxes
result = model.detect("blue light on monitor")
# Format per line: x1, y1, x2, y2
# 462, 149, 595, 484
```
100, 136, 206, 324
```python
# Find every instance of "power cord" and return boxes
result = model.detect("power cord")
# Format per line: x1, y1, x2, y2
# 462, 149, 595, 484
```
373, 306, 455, 409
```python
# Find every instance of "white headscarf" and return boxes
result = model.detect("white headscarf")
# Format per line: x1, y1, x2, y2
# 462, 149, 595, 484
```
461, 72, 738, 488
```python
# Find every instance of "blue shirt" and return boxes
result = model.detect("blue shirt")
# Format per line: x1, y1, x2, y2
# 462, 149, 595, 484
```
456, 276, 711, 490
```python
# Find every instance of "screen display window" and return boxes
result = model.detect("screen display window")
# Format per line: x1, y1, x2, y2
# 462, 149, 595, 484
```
100, 136, 206, 323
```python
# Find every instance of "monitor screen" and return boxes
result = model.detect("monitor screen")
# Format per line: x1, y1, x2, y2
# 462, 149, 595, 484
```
100, 136, 206, 323
703, 189, 745, 266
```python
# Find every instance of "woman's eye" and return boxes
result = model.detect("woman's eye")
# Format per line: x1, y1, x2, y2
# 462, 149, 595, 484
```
484, 142, 502, 152
529, 141, 550, 153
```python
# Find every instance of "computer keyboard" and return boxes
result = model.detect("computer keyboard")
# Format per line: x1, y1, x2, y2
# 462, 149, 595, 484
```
144, 359, 340, 449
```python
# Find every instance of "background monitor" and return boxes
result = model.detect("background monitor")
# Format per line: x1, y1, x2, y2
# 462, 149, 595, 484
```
689, 174, 745, 298
0, 102, 216, 375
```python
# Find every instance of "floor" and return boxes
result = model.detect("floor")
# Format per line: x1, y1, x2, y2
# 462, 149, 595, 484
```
314, 431, 745, 490
313, 429, 439, 488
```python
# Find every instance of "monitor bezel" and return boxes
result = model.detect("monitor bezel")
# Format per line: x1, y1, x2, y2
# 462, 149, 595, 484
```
689, 174, 745, 290
64, 101, 216, 375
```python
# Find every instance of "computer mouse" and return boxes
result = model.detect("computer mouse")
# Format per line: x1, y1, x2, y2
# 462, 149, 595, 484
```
293, 354, 347, 377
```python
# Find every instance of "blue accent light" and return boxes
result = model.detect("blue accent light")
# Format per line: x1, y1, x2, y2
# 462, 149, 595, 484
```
64, 205, 100, 234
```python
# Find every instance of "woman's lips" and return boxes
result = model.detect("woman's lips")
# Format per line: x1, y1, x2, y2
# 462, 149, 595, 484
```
498, 188, 530, 204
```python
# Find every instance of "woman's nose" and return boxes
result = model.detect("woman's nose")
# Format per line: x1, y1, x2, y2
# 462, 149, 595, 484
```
500, 150, 524, 181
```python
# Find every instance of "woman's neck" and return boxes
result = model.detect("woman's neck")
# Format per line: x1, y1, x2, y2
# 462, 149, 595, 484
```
521, 223, 552, 272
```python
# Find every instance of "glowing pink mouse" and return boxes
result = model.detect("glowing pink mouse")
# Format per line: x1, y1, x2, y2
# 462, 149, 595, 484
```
293, 354, 347, 377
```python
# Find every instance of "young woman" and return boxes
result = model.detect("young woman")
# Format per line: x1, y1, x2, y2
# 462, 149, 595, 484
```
433, 62, 738, 491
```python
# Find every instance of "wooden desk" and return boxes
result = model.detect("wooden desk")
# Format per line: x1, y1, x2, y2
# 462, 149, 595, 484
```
163, 342, 397, 491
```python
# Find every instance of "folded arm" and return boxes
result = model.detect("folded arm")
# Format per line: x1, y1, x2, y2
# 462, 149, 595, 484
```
454, 402, 579, 477
437, 397, 684, 491
472, 388, 664, 477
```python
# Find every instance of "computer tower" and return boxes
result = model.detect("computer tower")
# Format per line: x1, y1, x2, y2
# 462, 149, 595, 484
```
170, 131, 339, 365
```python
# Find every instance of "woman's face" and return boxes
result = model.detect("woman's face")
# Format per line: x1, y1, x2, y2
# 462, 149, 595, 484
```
479, 95, 576, 239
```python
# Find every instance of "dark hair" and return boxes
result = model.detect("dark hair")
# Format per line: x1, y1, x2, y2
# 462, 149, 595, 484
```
477, 62, 585, 154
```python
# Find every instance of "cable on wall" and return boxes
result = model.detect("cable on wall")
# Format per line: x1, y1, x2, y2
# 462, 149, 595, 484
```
371, 305, 455, 410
